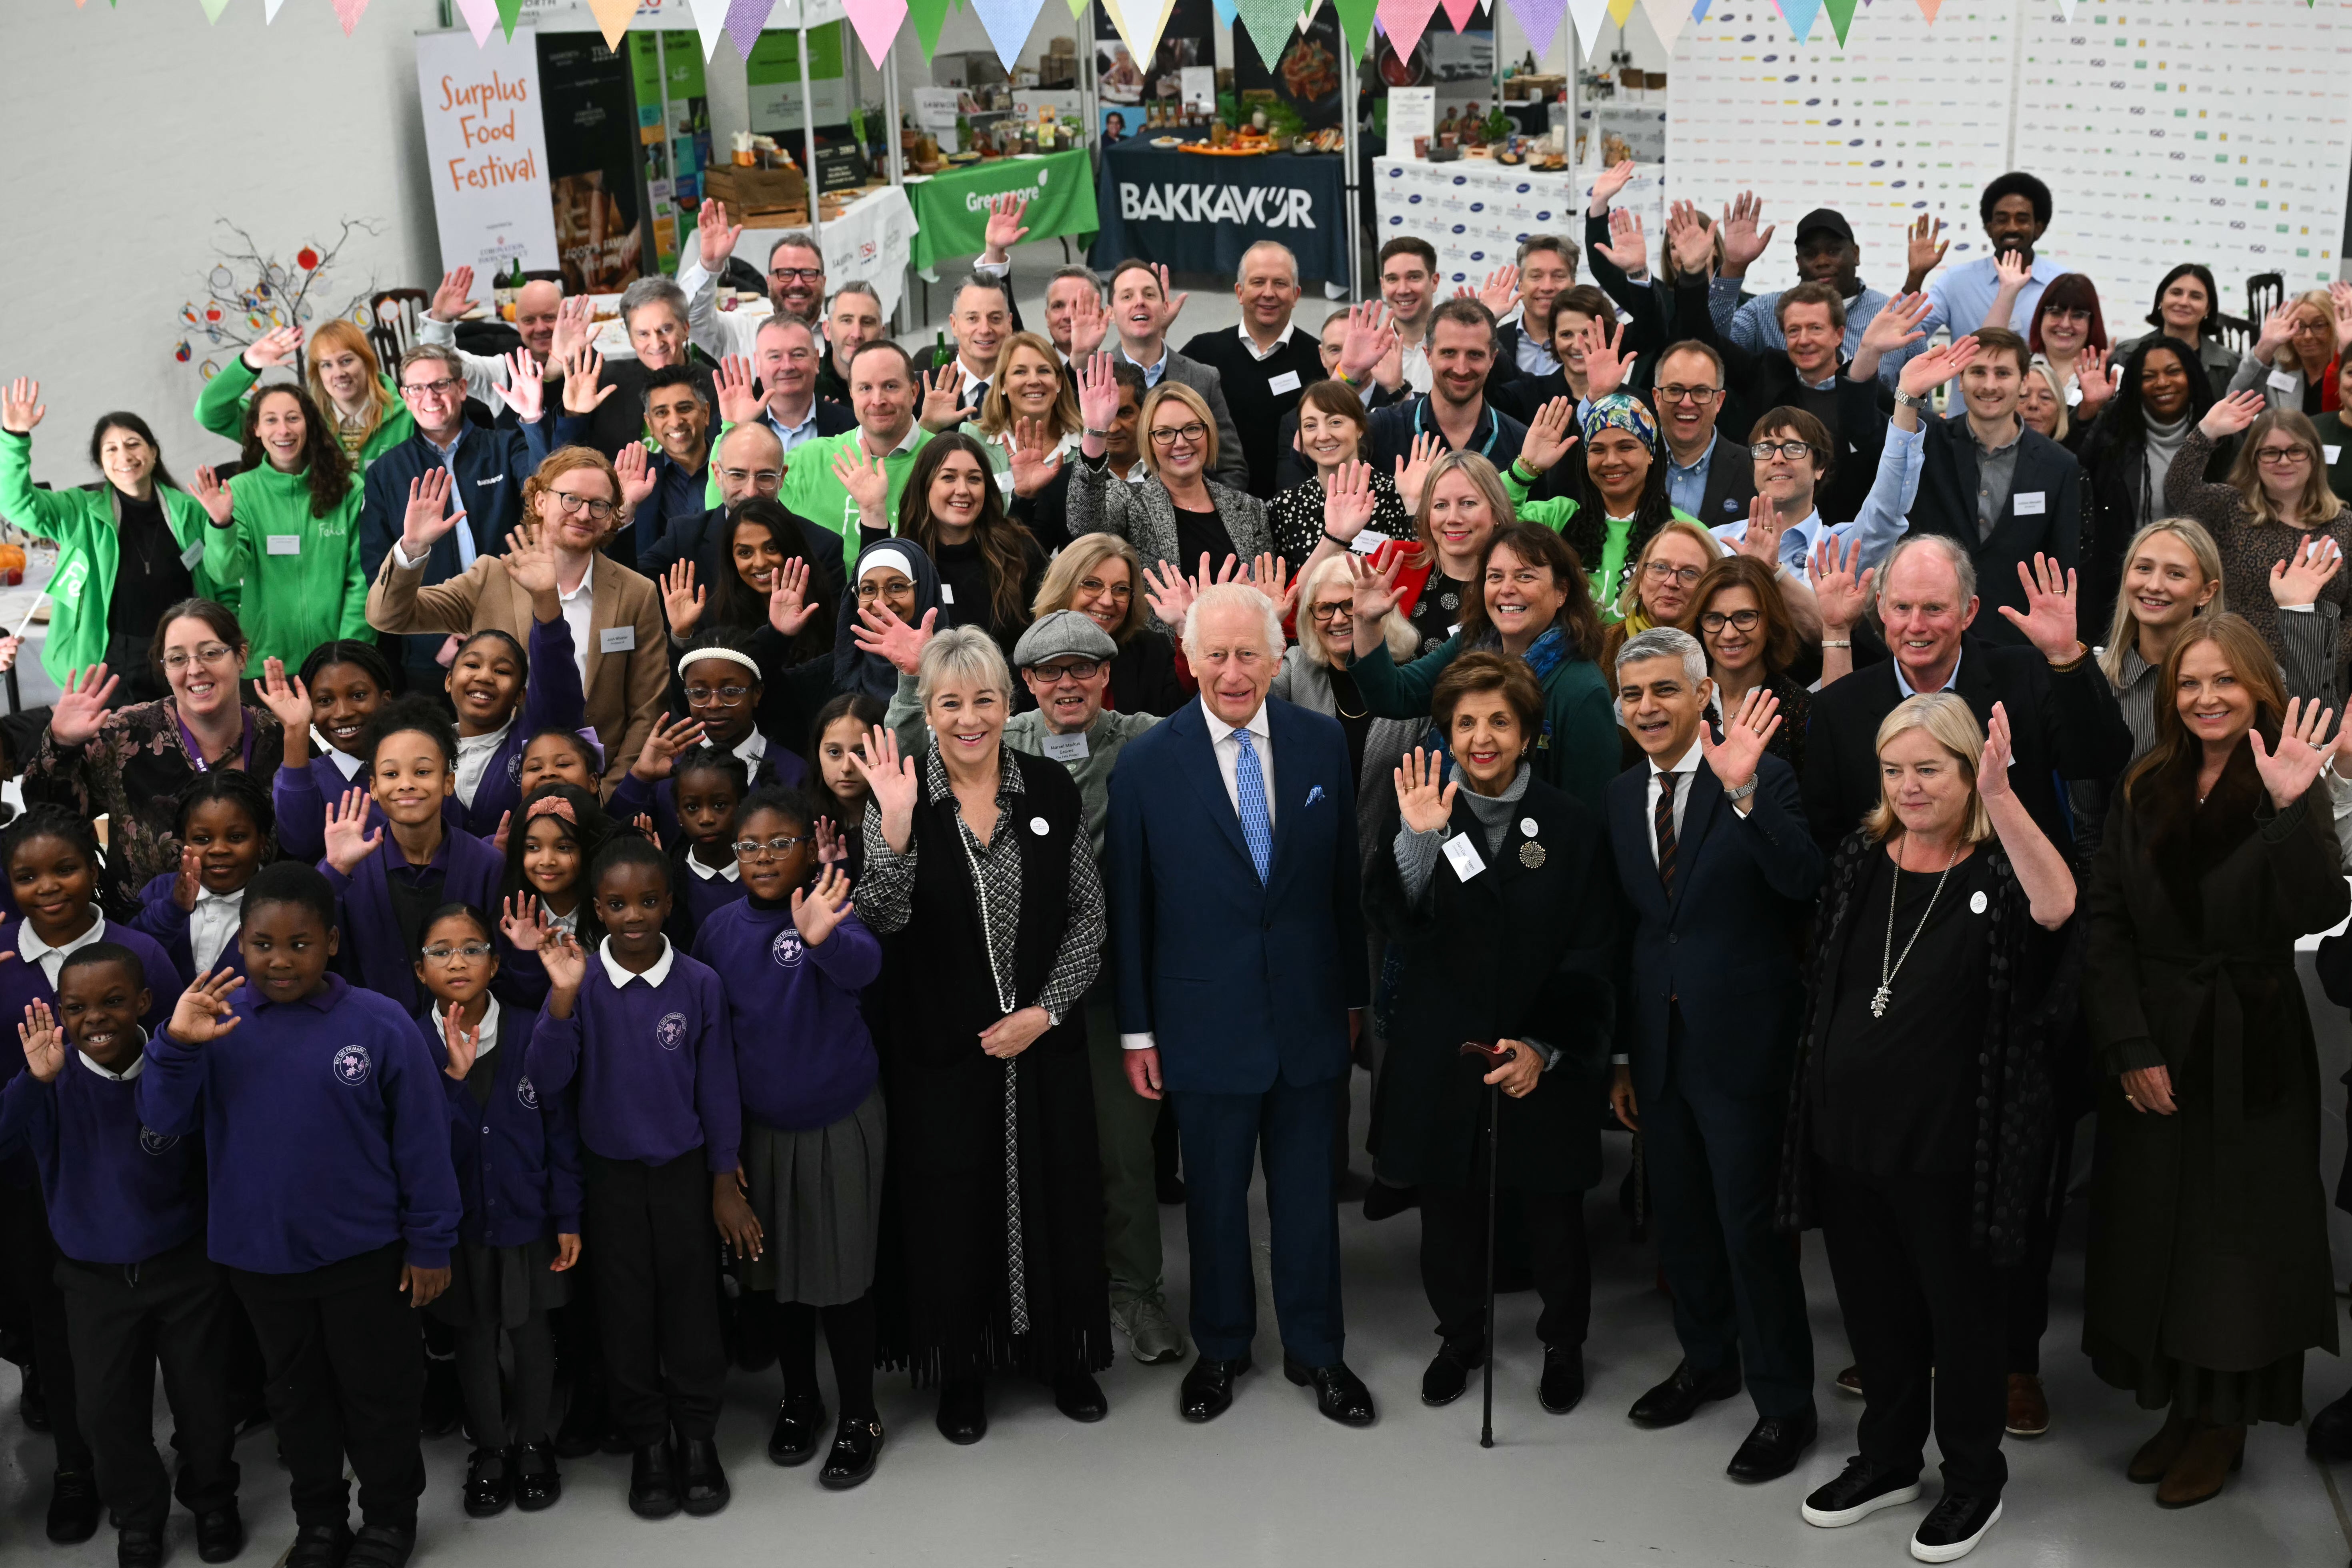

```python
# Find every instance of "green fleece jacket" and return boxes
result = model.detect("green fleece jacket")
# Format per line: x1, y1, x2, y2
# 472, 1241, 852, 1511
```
772, 426, 936, 571
194, 355, 413, 472
0, 431, 239, 685
1502, 463, 1700, 618
200, 463, 368, 671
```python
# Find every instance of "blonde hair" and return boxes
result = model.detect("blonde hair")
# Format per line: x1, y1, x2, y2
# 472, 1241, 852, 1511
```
1613, 518, 1724, 624
2022, 357, 2071, 444
1139, 382, 1218, 477
1413, 450, 1515, 564
976, 332, 1080, 443
1862, 692, 1993, 845
2096, 517, 2226, 686
1032, 532, 1146, 642
305, 318, 396, 457
2226, 408, 2347, 528
2273, 289, 2338, 372
916, 624, 1013, 707
1297, 552, 1416, 666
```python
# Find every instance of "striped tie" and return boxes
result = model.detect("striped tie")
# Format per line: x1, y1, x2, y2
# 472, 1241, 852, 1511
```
1654, 776, 1678, 896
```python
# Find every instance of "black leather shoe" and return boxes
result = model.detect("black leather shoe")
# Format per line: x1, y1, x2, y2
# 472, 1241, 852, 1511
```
283, 1522, 352, 1568
1628, 1359, 1742, 1428
676, 1435, 729, 1517
2309, 1385, 2352, 1461
1052, 1371, 1109, 1422
1539, 1345, 1586, 1414
341, 1526, 413, 1568
1421, 1342, 1481, 1406
195, 1504, 244, 1563
462, 1446, 514, 1519
1179, 1354, 1251, 1423
420, 1355, 464, 1439
117, 1528, 165, 1568
513, 1441, 561, 1512
1726, 1408, 1818, 1482
627, 1442, 680, 1520
767, 1393, 827, 1466
552, 1385, 605, 1459
47, 1469, 100, 1544
1362, 1180, 1420, 1222
819, 1417, 884, 1490
1284, 1355, 1376, 1426
935, 1378, 987, 1445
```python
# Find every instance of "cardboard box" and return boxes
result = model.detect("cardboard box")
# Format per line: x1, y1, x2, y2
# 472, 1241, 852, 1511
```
702, 163, 808, 218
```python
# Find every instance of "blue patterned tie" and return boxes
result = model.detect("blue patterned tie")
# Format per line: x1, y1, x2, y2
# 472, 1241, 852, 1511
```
1233, 728, 1272, 883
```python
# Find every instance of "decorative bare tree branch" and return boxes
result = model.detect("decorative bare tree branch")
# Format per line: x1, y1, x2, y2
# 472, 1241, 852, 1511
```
175, 216, 385, 375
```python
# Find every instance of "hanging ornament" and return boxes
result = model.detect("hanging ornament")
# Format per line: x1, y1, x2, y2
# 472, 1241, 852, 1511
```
906, 0, 951, 56
1440, 0, 1479, 30
175, 342, 193, 365
199, 0, 231, 22
587, 0, 636, 50
496, 0, 526, 39
454, 0, 499, 44
296, 245, 322, 271
1914, 0, 1940, 20
1104, 0, 1179, 65
1605, 0, 1635, 25
265, 0, 289, 19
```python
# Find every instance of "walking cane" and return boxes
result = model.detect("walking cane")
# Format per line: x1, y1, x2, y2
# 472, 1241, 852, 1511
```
1460, 1041, 1509, 1449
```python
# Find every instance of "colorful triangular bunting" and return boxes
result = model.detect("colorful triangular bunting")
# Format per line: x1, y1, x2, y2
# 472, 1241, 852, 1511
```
1773, 0, 1820, 39
971, 0, 1046, 70
727, 0, 779, 57
1505, 0, 1566, 56
1566, 0, 1611, 61
1333, 0, 1378, 56
841, 0, 909, 64
1236, 0, 1306, 65
333, 0, 370, 35
906, 0, 952, 55
586, 0, 636, 49
200, 0, 231, 22
1823, 0, 1855, 42
496, 0, 525, 39
1914, 0, 1940, 20
1640, 0, 1687, 46
456, 0, 501, 46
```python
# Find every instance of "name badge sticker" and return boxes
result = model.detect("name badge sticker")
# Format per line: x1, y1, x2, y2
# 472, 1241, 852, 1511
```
598, 626, 636, 653
2270, 368, 2302, 394
1442, 833, 1486, 882
179, 540, 206, 570
2012, 491, 2046, 516
266, 535, 301, 556
2328, 446, 2343, 466
1040, 730, 1089, 762
1267, 369, 1303, 395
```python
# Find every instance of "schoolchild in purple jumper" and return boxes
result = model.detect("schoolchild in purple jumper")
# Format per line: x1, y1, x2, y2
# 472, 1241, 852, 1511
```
612, 635, 810, 836
442, 618, 589, 842
698, 787, 887, 1489
260, 643, 461, 862
515, 726, 604, 806
808, 693, 888, 880
319, 699, 503, 1015
0, 806, 185, 1546
139, 862, 461, 1568
411, 903, 582, 1520
492, 784, 622, 1008
131, 770, 274, 985
525, 837, 740, 1522
630, 740, 753, 948
0, 950, 243, 1568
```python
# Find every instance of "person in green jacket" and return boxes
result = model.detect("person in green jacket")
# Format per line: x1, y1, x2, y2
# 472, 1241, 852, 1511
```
0, 378, 238, 698
1342, 514, 1619, 813
775, 342, 935, 570
187, 382, 369, 672
194, 320, 412, 474
1503, 392, 1701, 615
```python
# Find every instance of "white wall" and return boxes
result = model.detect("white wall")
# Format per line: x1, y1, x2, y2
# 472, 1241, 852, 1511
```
0, 0, 446, 492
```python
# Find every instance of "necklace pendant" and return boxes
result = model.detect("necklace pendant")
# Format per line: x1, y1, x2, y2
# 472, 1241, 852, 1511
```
1869, 984, 1891, 1019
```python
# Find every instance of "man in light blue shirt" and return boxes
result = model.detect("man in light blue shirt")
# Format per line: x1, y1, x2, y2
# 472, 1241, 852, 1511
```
1884, 173, 2064, 386
1710, 404, 1924, 577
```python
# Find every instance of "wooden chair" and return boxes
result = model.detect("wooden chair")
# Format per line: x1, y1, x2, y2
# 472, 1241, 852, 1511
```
368, 288, 429, 371
2246, 272, 2285, 329
2214, 313, 2256, 359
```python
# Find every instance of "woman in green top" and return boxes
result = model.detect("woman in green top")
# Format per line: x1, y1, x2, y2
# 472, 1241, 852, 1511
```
0, 378, 236, 699
193, 320, 412, 472
1503, 392, 1698, 614
1344, 519, 1619, 812
187, 382, 369, 672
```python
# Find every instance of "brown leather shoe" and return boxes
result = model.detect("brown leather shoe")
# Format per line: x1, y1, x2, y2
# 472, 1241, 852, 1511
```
2155, 1422, 2245, 1508
2128, 1406, 2193, 1484
2004, 1373, 2049, 1438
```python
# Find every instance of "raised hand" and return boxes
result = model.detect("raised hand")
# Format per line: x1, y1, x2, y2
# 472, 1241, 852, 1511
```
1246, 553, 1298, 623
502, 522, 560, 598
1346, 550, 1404, 625
1008, 415, 1064, 497
629, 712, 707, 783
846, 724, 919, 852
767, 557, 818, 637
190, 464, 235, 527
538, 929, 588, 995
18, 1000, 64, 1084
2254, 302, 2299, 361
172, 844, 203, 914
1395, 429, 1444, 510
1995, 553, 2082, 663
813, 816, 846, 866
48, 662, 120, 749
1990, 246, 2030, 303
1068, 286, 1110, 362
851, 603, 935, 675
918, 362, 974, 433
714, 354, 763, 426
661, 560, 705, 637
1392, 748, 1458, 835
1151, 263, 1188, 338
1905, 214, 1949, 284
981, 192, 1030, 260
1701, 687, 1781, 798
1594, 206, 1650, 276
548, 296, 594, 366
2270, 533, 2344, 608
790, 864, 856, 946
1, 377, 45, 435
2200, 387, 2267, 442
166, 970, 246, 1047
1736, 491, 1785, 569
1465, 264, 1519, 318
697, 196, 742, 273
256, 655, 313, 739
1859, 291, 1933, 367
2072, 342, 2114, 418
322, 787, 384, 875
501, 348, 544, 423
2249, 694, 2336, 810
830, 443, 891, 520
1896, 332, 1982, 401
560, 347, 616, 415
1075, 351, 1120, 437
399, 468, 465, 557
1665, 200, 1714, 280
2332, 280, 2352, 354
1586, 158, 1636, 216
1140, 560, 1198, 628
428, 267, 475, 324
612, 441, 656, 512
1718, 191, 1774, 274
244, 324, 304, 370
1337, 299, 1398, 383
1322, 460, 1376, 542
1977, 700, 2017, 800
499, 892, 549, 954
1806, 534, 1874, 635
441, 1004, 482, 1082
1518, 396, 1578, 476
1581, 318, 1631, 399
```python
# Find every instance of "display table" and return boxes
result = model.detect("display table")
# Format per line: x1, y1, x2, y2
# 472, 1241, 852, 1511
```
1373, 158, 1664, 288
903, 150, 1098, 275
1090, 143, 1349, 285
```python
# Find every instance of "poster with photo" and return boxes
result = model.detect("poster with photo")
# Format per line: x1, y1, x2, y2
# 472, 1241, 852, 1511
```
1232, 3, 1345, 131
536, 29, 645, 294
1092, 0, 1214, 113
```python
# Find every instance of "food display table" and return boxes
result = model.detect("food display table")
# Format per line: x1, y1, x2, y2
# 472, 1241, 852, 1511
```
1090, 141, 1350, 286
902, 150, 1099, 276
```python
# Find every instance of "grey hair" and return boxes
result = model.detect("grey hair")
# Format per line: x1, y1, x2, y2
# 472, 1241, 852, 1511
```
1238, 241, 1299, 285
1048, 264, 1106, 302
756, 312, 818, 348
827, 280, 882, 312
1616, 626, 1708, 688
916, 625, 1014, 708
1515, 234, 1581, 274
618, 276, 688, 330
1181, 582, 1286, 666
1875, 534, 1978, 612
766, 232, 822, 266
954, 273, 1010, 312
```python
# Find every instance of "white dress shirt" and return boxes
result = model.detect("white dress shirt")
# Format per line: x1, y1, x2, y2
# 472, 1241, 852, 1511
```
455, 717, 514, 808
1236, 322, 1291, 362
188, 888, 244, 976
430, 994, 503, 1065
20, 916, 111, 990
313, 731, 364, 782
1644, 740, 1704, 865
558, 557, 596, 688
1199, 698, 1276, 829
599, 936, 676, 989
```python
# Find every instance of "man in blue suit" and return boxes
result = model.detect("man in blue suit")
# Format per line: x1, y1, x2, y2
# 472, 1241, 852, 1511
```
1105, 584, 1375, 1427
1605, 628, 1825, 1481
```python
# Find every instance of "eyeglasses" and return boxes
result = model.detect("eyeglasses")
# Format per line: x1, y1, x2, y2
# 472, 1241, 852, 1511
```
2041, 307, 2092, 326
1309, 601, 1355, 623
1749, 440, 1818, 462
2256, 447, 2312, 466
718, 466, 784, 490
551, 492, 617, 520
684, 684, 753, 705
1642, 562, 1704, 587
162, 643, 236, 672
420, 942, 495, 962
1656, 384, 1720, 405
1700, 608, 1762, 632
400, 377, 462, 401
769, 266, 824, 282
2289, 318, 2332, 338
732, 834, 808, 858
1030, 658, 1102, 683
1149, 422, 1208, 447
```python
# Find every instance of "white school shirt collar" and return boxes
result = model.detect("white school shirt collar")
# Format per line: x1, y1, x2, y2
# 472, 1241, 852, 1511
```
430, 995, 503, 1060
76, 1029, 150, 1082
314, 731, 364, 780
19, 916, 108, 988
687, 853, 741, 884
599, 935, 676, 989
1648, 738, 1703, 782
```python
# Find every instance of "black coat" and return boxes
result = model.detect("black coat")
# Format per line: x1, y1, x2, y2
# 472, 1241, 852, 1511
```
1362, 777, 1619, 1194
2074, 412, 2232, 637
575, 357, 718, 462
1800, 632, 2133, 858
1680, 429, 1760, 532
1904, 415, 2085, 648
1180, 326, 1326, 500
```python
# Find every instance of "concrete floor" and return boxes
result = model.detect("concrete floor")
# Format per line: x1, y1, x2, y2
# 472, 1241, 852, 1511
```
4, 1079, 2349, 1568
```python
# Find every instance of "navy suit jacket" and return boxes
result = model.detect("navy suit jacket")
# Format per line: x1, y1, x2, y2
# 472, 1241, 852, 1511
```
1605, 751, 1823, 1108
1105, 696, 1369, 1096
358, 420, 550, 670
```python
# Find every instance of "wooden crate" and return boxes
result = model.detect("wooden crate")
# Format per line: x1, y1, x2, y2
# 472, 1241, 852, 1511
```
702, 163, 808, 221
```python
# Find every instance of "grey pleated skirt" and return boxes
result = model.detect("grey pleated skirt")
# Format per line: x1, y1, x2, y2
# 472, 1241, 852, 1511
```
741, 1084, 887, 1306
428, 1234, 572, 1330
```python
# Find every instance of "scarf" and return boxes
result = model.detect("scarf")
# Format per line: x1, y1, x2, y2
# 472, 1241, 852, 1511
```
1454, 761, 1533, 856
831, 537, 945, 703
1580, 392, 1660, 452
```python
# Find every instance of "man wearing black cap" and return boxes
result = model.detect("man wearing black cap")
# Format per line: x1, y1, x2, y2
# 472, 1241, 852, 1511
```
1710, 204, 1897, 368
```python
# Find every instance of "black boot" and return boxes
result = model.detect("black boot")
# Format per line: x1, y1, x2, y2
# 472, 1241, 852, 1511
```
46, 1469, 100, 1544
282, 1522, 352, 1568
676, 1433, 730, 1518
627, 1441, 680, 1520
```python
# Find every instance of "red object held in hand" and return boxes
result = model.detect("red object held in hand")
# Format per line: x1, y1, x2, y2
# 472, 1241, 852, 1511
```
1458, 1040, 1510, 1066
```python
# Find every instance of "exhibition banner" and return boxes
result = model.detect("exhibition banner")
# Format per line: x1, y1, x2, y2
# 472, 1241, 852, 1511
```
416, 26, 562, 303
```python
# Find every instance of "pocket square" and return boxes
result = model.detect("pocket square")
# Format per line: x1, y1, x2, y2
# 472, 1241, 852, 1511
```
1304, 785, 1326, 807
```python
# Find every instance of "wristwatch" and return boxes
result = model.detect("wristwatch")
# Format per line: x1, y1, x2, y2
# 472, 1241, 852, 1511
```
1724, 777, 1759, 802
1892, 389, 1927, 412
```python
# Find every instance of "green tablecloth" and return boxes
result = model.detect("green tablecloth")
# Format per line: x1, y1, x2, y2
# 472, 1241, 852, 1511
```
904, 150, 1099, 273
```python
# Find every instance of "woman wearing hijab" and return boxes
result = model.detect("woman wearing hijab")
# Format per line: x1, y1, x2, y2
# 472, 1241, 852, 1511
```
834, 539, 944, 705
1507, 394, 1702, 613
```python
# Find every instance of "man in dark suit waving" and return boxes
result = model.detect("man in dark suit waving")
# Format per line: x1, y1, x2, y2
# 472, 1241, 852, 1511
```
1606, 628, 1825, 1482
1105, 582, 1375, 1428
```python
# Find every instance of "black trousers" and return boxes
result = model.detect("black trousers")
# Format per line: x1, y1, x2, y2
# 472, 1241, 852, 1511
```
1816, 1162, 2007, 1500
1420, 1181, 1589, 1353
54, 1235, 240, 1534
584, 1150, 726, 1445
453, 1311, 555, 1451
0, 1181, 90, 1473
228, 1242, 424, 1531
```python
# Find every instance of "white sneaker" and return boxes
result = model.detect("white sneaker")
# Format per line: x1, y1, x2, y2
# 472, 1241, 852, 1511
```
1910, 1494, 2000, 1562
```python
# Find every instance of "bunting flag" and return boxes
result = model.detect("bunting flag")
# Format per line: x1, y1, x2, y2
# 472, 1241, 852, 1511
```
1211, 0, 1239, 24
1640, 0, 1687, 47
1914, 0, 1940, 20
2056, 0, 2077, 17
1504, 0, 1565, 56
586, 0, 636, 48
456, 0, 501, 46
1067, 0, 1090, 15
1236, 0, 1306, 64
842, 0, 909, 64
199, 0, 231, 22
1605, 0, 1636, 24
1376, 0, 1441, 63
1823, 0, 1855, 41
1104, 0, 1179, 65
726, 0, 779, 57
333, 0, 370, 35
1566, 0, 1611, 61
907, 0, 952, 56
685, 0, 731, 58
1439, 0, 1479, 30
972, 0, 1046, 70
1773, 0, 1820, 39
1333, 0, 1378, 57
266, 0, 290, 18
1692, 0, 1712, 21
497, 0, 526, 39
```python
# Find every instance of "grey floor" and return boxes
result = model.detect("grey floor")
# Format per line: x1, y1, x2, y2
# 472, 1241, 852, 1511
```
4, 1074, 2349, 1568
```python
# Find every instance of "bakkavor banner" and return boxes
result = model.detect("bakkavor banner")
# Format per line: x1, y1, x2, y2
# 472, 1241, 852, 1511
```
414, 26, 561, 303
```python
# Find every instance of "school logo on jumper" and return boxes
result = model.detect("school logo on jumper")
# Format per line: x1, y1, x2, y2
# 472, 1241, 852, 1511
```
138, 1127, 179, 1156
654, 1011, 688, 1051
516, 1076, 539, 1110
771, 929, 805, 968
332, 1043, 372, 1085
1116, 182, 1317, 229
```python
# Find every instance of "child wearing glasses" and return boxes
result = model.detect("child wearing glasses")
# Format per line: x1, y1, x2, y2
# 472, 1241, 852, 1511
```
692, 786, 886, 1489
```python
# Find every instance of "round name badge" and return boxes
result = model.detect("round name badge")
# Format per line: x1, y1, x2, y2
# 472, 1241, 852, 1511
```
1520, 816, 1538, 837
1029, 816, 1051, 836
1970, 890, 1988, 915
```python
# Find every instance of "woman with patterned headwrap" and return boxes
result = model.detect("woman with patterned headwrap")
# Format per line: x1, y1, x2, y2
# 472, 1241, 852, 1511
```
1499, 393, 1701, 612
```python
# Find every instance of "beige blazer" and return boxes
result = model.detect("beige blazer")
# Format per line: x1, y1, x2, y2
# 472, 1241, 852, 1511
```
365, 549, 667, 791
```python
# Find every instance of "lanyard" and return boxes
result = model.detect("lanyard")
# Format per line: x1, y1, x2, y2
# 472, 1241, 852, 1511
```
1415, 397, 1502, 459
176, 706, 255, 774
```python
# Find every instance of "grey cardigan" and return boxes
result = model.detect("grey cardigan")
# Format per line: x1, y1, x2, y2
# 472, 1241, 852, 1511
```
1270, 644, 1424, 873
1066, 452, 1274, 620
1153, 350, 1253, 491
